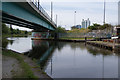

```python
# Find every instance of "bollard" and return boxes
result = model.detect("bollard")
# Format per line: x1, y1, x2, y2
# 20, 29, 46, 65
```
113, 39, 115, 50
85, 37, 87, 41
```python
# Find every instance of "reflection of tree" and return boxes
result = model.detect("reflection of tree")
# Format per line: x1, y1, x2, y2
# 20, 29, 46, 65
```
56, 42, 66, 51
9, 40, 14, 45
24, 40, 65, 70
69, 43, 86, 50
2, 38, 9, 48
28, 45, 49, 59
86, 45, 113, 56
2, 38, 14, 48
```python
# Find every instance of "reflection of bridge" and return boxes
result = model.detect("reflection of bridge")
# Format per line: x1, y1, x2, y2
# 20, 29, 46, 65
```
24, 40, 56, 71
1, 0, 56, 31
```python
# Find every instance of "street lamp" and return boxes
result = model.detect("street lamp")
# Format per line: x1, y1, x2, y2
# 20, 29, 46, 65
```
38, 0, 40, 10
74, 11, 76, 26
103, 0, 106, 24
51, 2, 53, 21
56, 14, 57, 27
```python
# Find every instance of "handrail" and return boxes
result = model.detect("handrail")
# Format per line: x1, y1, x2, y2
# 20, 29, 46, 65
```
30, 0, 56, 27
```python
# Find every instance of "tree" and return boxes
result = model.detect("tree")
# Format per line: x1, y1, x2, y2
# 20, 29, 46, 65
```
55, 26, 66, 33
10, 25, 14, 34
88, 23, 111, 30
88, 25, 96, 30
2, 23, 10, 34
16, 29, 20, 34
25, 31, 28, 34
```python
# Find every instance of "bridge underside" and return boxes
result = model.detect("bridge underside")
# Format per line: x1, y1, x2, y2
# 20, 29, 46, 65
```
1, 2, 56, 31
2, 12, 47, 31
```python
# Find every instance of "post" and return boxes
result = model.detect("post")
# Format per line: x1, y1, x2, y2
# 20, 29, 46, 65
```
10, 24, 13, 35
74, 11, 76, 26
113, 39, 115, 49
103, 0, 106, 24
85, 37, 87, 41
56, 14, 57, 27
38, 0, 40, 10
51, 2, 53, 21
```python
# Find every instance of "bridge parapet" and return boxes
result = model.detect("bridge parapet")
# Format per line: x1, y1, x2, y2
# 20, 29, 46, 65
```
29, 0, 56, 28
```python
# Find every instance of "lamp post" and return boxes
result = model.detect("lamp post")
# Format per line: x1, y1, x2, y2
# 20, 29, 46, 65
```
38, 0, 40, 10
51, 2, 53, 21
74, 11, 76, 26
56, 14, 57, 27
103, 0, 106, 24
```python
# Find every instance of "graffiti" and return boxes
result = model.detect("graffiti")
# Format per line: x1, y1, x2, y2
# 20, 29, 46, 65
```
32, 32, 49, 38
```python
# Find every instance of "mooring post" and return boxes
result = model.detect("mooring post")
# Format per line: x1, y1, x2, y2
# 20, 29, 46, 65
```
113, 39, 115, 50
85, 37, 87, 41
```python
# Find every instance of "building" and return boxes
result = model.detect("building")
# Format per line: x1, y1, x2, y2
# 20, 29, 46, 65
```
71, 25, 81, 30
87, 18, 90, 28
81, 19, 85, 28
76, 25, 81, 29
81, 18, 90, 29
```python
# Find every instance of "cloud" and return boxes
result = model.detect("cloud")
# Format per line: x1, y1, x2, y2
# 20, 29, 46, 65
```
41, 1, 118, 30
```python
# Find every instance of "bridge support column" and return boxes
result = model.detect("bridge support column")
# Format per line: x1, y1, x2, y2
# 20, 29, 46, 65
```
32, 30, 49, 39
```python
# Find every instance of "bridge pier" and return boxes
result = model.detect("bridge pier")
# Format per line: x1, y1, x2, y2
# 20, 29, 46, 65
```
32, 30, 49, 39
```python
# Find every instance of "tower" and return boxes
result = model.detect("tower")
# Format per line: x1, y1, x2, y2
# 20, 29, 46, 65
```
118, 1, 120, 25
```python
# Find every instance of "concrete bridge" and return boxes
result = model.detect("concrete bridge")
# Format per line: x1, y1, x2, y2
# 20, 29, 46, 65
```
1, 0, 56, 31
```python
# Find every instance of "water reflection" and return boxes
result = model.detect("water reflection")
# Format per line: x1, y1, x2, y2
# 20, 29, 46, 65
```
7, 37, 32, 53
6, 37, 119, 78
25, 40, 118, 78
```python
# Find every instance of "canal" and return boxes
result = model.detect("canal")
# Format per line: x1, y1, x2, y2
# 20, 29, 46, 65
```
6, 37, 119, 78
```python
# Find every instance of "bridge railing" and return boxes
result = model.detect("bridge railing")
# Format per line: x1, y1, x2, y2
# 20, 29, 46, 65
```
31, 0, 56, 27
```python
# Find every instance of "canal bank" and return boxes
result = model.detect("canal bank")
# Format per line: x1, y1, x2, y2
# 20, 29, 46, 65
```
86, 41, 120, 53
31, 38, 95, 42
2, 48, 52, 79
32, 38, 120, 53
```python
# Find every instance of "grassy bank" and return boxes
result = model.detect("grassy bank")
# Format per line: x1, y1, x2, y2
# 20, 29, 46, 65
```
60, 37, 94, 40
2, 34, 29, 38
2, 49, 38, 78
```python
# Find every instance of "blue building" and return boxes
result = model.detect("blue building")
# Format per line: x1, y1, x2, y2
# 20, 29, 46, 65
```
76, 25, 81, 29
71, 25, 81, 30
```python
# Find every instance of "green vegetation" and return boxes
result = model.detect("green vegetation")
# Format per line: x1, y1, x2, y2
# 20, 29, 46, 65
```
2, 49, 38, 78
2, 23, 31, 38
54, 26, 66, 33
50, 26, 66, 38
88, 23, 113, 30
67, 28, 89, 33
2, 23, 10, 34
2, 38, 9, 48
2, 23, 32, 48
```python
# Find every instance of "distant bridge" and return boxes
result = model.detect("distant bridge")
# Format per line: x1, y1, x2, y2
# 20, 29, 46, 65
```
1, 0, 56, 31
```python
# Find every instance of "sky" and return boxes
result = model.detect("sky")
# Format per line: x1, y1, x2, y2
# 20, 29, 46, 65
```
11, 0, 119, 30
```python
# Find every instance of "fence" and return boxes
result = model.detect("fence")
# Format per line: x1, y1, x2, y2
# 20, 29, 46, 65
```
58, 27, 116, 38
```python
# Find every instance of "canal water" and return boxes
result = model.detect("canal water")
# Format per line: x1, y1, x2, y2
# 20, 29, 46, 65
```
6, 37, 119, 78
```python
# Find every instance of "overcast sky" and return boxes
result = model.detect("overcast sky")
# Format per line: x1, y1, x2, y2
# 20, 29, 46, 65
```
12, 0, 119, 30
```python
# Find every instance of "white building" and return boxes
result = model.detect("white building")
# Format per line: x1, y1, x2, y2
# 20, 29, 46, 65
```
81, 18, 90, 29
81, 19, 85, 28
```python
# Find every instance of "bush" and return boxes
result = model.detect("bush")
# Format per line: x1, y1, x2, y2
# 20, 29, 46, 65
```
2, 23, 10, 34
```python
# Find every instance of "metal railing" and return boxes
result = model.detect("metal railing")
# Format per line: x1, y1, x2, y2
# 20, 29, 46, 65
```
31, 0, 56, 27
58, 32, 112, 38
